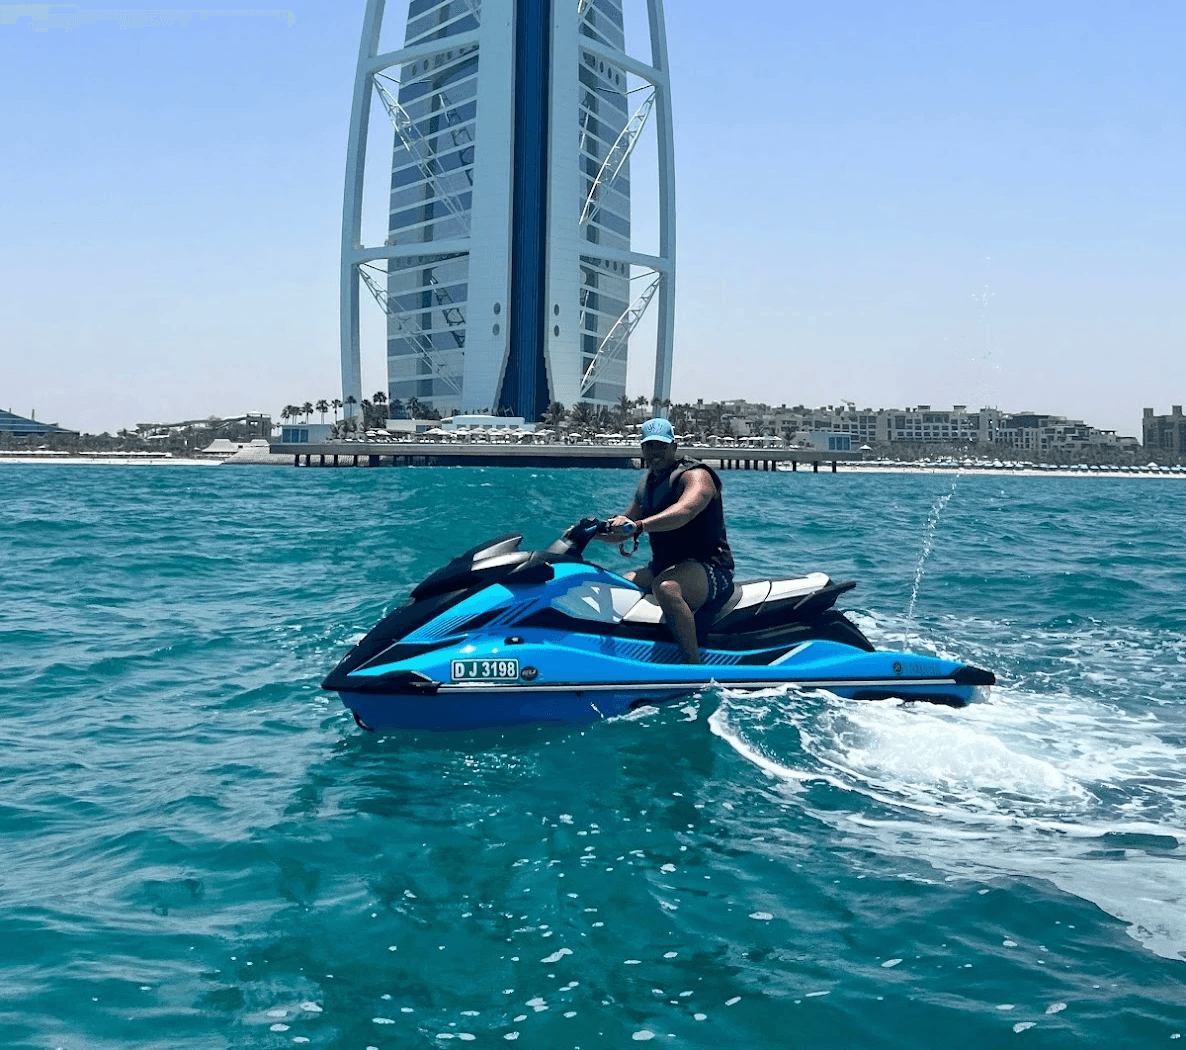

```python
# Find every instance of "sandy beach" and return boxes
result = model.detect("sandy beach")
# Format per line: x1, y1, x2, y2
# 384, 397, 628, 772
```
0, 452, 221, 466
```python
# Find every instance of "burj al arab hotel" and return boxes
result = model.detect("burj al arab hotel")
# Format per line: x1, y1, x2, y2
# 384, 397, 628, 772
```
340, 0, 676, 421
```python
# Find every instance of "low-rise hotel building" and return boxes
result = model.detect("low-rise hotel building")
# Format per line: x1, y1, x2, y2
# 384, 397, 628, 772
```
1143, 406, 1186, 456
697, 402, 1135, 452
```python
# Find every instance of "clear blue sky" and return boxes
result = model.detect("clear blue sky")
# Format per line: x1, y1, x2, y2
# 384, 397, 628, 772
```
2, 1, 1182, 436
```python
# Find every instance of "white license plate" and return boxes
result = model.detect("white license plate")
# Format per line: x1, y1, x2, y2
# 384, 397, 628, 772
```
451, 658, 520, 682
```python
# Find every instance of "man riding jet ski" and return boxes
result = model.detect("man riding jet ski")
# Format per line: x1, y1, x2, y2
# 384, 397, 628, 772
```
598, 417, 734, 664
321, 517, 996, 732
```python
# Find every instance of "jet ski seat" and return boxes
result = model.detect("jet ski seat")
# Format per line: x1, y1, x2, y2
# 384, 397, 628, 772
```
620, 573, 834, 629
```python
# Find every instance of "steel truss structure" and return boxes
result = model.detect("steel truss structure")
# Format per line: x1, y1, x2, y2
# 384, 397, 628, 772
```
357, 263, 464, 396
580, 273, 661, 396
341, 0, 676, 419
579, 90, 654, 229
372, 78, 473, 235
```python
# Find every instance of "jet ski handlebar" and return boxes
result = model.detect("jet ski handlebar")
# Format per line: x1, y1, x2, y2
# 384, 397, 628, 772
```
549, 516, 636, 559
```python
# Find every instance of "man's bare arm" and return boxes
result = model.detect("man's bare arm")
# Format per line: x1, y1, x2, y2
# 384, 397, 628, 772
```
634, 471, 715, 534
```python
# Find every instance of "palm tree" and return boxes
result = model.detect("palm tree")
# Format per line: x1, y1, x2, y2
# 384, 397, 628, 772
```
389, 397, 405, 420
331, 398, 343, 421
344, 394, 358, 420
615, 394, 632, 428
280, 406, 292, 425
406, 396, 425, 420
316, 399, 329, 423
570, 400, 597, 435
301, 401, 314, 423
360, 399, 373, 429
370, 391, 388, 427
543, 401, 567, 428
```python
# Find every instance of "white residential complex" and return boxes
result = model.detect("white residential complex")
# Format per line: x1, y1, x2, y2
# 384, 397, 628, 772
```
701, 402, 1136, 453
340, 0, 677, 421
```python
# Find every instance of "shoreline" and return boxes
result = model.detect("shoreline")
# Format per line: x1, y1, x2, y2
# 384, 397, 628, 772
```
833, 463, 1185, 479
0, 454, 221, 466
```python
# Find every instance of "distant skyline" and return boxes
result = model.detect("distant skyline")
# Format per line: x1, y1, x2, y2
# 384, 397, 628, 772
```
2, 1, 1182, 437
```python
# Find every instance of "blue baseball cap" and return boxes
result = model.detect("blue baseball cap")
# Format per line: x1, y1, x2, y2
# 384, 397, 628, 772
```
639, 418, 676, 444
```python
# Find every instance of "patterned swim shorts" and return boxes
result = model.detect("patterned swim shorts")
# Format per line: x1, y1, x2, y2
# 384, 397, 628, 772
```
701, 560, 734, 605
650, 559, 734, 604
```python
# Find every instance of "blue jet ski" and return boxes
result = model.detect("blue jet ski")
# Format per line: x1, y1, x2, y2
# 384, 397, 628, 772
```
322, 517, 995, 731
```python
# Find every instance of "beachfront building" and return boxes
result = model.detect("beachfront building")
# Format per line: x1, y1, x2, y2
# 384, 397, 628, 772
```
695, 402, 1004, 445
802, 432, 852, 452
884, 406, 1000, 444
680, 401, 1135, 453
279, 424, 334, 444
992, 412, 1133, 453
726, 404, 1004, 446
341, 0, 677, 422
0, 409, 75, 436
135, 414, 272, 443
1142, 406, 1186, 456
439, 413, 533, 431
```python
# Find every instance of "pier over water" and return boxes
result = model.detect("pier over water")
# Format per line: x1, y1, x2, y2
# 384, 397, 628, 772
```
269, 440, 856, 473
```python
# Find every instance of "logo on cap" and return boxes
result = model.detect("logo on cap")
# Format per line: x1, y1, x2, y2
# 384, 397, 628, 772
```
640, 418, 675, 443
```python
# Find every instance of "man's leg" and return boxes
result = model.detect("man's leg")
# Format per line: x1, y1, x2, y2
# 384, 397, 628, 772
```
625, 566, 655, 591
653, 561, 709, 663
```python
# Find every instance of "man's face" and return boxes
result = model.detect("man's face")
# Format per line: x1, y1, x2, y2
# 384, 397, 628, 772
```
642, 439, 677, 471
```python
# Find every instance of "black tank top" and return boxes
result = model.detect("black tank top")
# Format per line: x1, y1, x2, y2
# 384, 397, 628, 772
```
635, 458, 734, 573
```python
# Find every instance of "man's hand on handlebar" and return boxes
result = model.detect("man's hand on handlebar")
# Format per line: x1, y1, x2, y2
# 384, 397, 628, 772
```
587, 516, 640, 555
602, 516, 640, 558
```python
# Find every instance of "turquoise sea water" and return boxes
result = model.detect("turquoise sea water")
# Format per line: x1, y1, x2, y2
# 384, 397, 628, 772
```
2, 464, 1185, 1049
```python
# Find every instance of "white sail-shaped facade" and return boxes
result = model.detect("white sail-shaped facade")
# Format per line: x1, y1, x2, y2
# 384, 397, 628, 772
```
573, 2, 632, 405
341, 0, 676, 421
383, 3, 482, 412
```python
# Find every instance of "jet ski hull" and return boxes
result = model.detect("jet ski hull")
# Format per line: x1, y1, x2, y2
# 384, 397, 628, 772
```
339, 685, 692, 732
341, 680, 987, 732
334, 635, 993, 731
